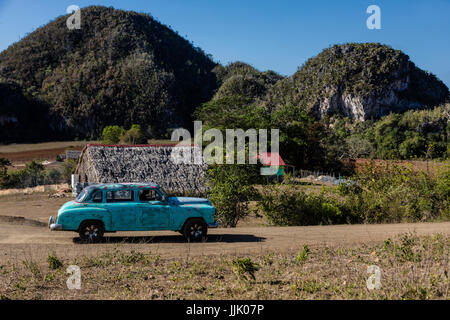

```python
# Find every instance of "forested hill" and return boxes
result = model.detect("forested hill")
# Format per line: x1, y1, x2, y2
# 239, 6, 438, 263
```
264, 43, 449, 120
0, 6, 218, 142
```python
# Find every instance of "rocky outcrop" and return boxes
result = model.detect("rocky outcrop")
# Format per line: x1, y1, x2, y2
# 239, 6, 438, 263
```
266, 43, 449, 121
314, 78, 421, 120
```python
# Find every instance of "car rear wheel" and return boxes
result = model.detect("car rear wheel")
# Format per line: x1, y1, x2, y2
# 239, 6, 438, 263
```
183, 219, 207, 242
78, 221, 104, 243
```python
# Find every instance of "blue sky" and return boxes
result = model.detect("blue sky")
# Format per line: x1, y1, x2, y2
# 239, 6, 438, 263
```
0, 0, 449, 86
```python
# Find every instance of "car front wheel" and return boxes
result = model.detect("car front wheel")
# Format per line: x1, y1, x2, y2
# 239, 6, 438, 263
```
183, 219, 207, 242
78, 221, 104, 243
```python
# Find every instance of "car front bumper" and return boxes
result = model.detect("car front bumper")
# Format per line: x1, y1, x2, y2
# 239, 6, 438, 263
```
48, 216, 62, 231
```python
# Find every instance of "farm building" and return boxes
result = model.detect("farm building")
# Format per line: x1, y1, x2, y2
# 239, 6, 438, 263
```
256, 152, 295, 178
74, 144, 208, 194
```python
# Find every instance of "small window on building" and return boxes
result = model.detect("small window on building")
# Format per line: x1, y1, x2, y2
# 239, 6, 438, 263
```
106, 189, 134, 202
139, 189, 159, 201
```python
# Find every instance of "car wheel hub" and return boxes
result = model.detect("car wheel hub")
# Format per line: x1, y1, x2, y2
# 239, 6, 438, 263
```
85, 225, 98, 239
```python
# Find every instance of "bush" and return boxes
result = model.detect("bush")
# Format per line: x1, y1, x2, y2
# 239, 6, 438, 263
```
207, 164, 259, 227
257, 183, 347, 226
120, 124, 147, 144
47, 251, 63, 270
337, 161, 450, 223
61, 159, 78, 184
102, 125, 125, 144
296, 245, 311, 262
232, 257, 260, 281
43, 169, 62, 185
0, 158, 11, 188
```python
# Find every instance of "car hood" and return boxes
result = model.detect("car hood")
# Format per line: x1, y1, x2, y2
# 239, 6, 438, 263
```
168, 197, 212, 206
58, 200, 84, 212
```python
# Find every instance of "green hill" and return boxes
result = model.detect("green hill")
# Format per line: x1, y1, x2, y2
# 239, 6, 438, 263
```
1, 8, 448, 144
0, 6, 218, 142
264, 43, 449, 120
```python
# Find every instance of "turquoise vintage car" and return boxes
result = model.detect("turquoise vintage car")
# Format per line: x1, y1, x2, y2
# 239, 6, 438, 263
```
48, 183, 217, 242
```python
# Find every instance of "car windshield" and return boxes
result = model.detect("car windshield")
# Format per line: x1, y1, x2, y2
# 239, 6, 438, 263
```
158, 187, 168, 197
76, 189, 88, 202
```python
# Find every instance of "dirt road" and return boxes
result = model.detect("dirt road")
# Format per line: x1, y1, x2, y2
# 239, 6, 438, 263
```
0, 221, 448, 263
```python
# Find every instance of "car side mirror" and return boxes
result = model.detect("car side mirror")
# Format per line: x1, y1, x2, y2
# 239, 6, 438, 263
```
161, 195, 167, 203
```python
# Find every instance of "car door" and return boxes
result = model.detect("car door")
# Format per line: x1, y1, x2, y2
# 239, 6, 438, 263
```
137, 189, 170, 229
106, 189, 138, 231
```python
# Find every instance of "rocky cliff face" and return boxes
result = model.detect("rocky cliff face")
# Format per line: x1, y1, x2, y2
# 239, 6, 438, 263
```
314, 77, 416, 120
266, 43, 449, 120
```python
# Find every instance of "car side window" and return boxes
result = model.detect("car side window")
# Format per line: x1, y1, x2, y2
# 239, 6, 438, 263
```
139, 189, 159, 201
106, 189, 134, 202
92, 190, 103, 203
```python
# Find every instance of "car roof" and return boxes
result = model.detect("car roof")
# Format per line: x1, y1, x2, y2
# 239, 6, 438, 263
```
85, 183, 160, 190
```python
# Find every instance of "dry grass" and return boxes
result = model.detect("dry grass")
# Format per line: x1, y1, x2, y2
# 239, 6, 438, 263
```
0, 233, 447, 300
354, 158, 446, 176
0, 141, 100, 153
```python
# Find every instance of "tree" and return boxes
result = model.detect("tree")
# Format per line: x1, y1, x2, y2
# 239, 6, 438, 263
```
120, 124, 147, 144
102, 125, 125, 144
61, 159, 78, 184
345, 135, 374, 159
0, 158, 11, 188
207, 164, 259, 227
24, 161, 45, 187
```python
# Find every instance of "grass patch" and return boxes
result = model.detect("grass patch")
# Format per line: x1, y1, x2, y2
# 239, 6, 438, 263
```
0, 233, 447, 299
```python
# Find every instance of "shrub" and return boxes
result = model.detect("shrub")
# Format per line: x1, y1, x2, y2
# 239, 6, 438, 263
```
296, 245, 311, 262
257, 183, 347, 226
23, 161, 45, 187
47, 251, 63, 270
337, 161, 450, 223
0, 158, 11, 188
61, 159, 78, 184
232, 257, 260, 281
44, 169, 62, 185
120, 124, 147, 144
207, 164, 259, 227
102, 125, 125, 144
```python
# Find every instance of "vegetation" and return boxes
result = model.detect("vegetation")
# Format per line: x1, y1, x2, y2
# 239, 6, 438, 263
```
1, 233, 447, 299
266, 43, 448, 115
102, 124, 146, 144
0, 6, 217, 142
212, 62, 283, 102
47, 251, 63, 270
0, 158, 63, 189
336, 161, 450, 223
296, 245, 311, 263
257, 183, 347, 226
329, 105, 449, 160
196, 96, 349, 172
101, 126, 126, 144
256, 161, 449, 226
207, 164, 260, 227
61, 159, 78, 184
119, 124, 146, 144
232, 257, 260, 281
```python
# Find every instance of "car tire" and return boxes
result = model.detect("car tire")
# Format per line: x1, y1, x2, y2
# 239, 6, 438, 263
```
183, 219, 207, 242
78, 221, 104, 243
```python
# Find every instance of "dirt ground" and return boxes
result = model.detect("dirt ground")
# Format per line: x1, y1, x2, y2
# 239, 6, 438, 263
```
0, 193, 448, 300
0, 192, 448, 263
0, 192, 449, 264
